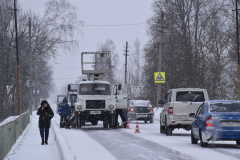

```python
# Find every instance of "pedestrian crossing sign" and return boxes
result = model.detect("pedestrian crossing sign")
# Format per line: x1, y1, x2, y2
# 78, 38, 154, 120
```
154, 72, 165, 83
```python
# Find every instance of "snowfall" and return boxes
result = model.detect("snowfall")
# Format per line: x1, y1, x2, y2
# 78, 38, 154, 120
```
3, 98, 240, 160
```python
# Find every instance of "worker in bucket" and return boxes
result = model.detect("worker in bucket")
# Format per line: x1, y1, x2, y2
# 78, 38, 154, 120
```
37, 100, 54, 145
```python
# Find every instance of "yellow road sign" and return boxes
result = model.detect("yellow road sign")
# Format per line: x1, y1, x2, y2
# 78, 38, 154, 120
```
154, 72, 165, 83
40, 99, 45, 104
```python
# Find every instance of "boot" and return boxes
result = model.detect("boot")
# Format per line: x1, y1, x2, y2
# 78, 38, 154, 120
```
41, 138, 44, 145
123, 121, 127, 128
45, 139, 48, 145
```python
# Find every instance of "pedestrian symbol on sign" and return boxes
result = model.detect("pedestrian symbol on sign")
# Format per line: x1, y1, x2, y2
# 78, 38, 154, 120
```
154, 72, 165, 83
156, 73, 164, 81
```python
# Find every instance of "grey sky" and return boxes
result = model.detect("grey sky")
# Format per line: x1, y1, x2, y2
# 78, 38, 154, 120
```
20, 0, 154, 94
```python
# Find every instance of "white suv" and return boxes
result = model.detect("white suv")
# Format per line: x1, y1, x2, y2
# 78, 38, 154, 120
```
159, 88, 209, 135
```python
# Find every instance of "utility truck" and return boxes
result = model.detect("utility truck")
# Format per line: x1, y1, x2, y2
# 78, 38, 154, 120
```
65, 51, 127, 129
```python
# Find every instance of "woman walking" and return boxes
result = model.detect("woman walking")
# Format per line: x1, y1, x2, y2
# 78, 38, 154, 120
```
37, 100, 54, 145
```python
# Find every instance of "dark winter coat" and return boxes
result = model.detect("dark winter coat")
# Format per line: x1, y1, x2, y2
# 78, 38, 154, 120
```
37, 104, 54, 128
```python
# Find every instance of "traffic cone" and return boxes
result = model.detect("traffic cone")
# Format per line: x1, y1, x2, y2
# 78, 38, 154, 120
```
134, 121, 141, 133
125, 118, 131, 129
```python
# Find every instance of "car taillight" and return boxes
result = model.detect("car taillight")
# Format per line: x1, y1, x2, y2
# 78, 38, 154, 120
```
130, 107, 134, 112
150, 107, 153, 112
168, 107, 173, 114
206, 116, 214, 127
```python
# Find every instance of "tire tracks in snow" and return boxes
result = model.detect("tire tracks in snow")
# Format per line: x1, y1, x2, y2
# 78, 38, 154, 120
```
82, 128, 195, 160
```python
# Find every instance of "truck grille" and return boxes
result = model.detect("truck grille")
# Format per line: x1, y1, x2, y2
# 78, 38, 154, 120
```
86, 100, 105, 109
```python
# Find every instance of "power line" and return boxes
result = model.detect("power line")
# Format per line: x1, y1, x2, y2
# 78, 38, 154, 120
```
83, 23, 145, 27
54, 77, 79, 80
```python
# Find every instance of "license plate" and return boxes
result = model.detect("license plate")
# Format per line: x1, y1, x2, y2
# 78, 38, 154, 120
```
222, 122, 240, 127
90, 111, 101, 114
137, 115, 147, 118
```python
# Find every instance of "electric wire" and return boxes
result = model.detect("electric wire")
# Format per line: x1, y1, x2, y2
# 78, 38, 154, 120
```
83, 23, 145, 27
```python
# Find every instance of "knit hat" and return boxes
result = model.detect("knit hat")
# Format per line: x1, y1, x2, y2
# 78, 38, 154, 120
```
41, 100, 48, 106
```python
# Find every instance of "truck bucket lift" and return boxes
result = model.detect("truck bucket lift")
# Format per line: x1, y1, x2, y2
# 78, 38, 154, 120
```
81, 51, 111, 80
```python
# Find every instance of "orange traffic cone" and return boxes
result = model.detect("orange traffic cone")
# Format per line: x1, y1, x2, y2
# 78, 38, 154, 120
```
125, 118, 131, 129
134, 121, 141, 133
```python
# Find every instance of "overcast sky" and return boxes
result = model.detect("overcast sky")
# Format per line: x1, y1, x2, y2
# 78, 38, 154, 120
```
20, 0, 154, 95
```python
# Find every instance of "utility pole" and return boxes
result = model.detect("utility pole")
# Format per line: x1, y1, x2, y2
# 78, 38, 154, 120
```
235, 0, 240, 100
28, 17, 33, 115
124, 41, 129, 85
14, 0, 21, 115
157, 11, 165, 107
34, 42, 39, 110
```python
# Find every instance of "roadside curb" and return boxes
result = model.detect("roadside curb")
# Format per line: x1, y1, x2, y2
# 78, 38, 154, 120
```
51, 119, 76, 160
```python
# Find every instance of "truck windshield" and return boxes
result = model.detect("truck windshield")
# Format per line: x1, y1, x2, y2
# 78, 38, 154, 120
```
79, 83, 110, 95
176, 91, 205, 102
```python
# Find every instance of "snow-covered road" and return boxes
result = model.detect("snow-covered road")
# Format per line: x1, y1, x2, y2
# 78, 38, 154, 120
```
58, 119, 240, 160
5, 103, 240, 160
54, 105, 240, 160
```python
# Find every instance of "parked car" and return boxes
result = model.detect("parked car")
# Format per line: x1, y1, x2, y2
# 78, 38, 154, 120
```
127, 100, 154, 123
190, 100, 240, 147
159, 88, 209, 135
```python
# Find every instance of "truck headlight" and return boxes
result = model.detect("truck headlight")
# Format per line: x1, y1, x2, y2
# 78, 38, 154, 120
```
77, 105, 82, 110
109, 105, 114, 109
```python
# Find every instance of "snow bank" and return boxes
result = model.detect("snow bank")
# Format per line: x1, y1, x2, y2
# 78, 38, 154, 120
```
52, 120, 76, 160
0, 116, 19, 127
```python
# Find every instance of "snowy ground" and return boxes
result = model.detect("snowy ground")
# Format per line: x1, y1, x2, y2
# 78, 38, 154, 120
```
4, 103, 240, 160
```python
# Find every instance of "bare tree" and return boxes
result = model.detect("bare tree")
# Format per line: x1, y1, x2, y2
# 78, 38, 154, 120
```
142, 0, 235, 106
96, 39, 120, 84
0, 0, 80, 121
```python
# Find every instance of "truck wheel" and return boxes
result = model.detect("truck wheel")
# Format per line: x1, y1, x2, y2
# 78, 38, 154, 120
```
109, 115, 116, 129
165, 119, 172, 136
144, 120, 148, 123
191, 130, 198, 144
60, 122, 63, 128
160, 119, 165, 133
60, 117, 63, 128
150, 119, 153, 123
77, 115, 81, 128
160, 125, 165, 134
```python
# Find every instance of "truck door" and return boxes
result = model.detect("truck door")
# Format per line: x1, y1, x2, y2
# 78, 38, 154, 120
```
57, 95, 67, 113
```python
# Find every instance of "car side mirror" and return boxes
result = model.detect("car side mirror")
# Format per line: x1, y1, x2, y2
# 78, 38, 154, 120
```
118, 84, 122, 90
189, 113, 196, 118
158, 100, 164, 105
68, 84, 71, 91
